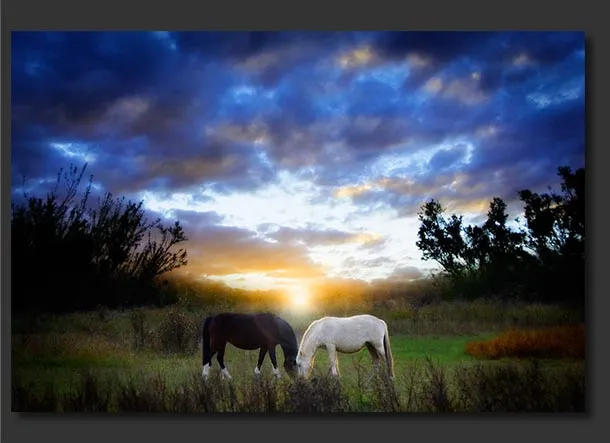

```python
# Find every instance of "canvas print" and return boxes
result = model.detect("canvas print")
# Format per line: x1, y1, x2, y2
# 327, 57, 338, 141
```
11, 31, 585, 413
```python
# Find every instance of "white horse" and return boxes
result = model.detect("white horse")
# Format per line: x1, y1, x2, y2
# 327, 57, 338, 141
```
296, 314, 394, 379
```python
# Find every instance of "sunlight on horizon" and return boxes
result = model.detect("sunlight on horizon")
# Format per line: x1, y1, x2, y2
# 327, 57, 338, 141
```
287, 286, 312, 312
140, 167, 434, 290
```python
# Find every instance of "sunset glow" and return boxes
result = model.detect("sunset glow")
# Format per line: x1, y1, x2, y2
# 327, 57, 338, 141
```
288, 286, 311, 310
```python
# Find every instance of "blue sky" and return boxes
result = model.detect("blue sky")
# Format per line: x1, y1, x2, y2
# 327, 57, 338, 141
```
11, 31, 586, 294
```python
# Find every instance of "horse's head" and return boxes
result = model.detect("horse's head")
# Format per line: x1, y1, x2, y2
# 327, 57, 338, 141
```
283, 355, 298, 378
277, 317, 299, 378
296, 353, 313, 379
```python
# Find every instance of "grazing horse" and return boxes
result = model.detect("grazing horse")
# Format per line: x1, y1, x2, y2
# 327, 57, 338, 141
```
296, 314, 394, 379
201, 312, 299, 380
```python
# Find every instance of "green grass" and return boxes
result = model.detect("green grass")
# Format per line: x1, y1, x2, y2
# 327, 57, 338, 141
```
391, 334, 499, 364
12, 333, 576, 396
11, 301, 586, 412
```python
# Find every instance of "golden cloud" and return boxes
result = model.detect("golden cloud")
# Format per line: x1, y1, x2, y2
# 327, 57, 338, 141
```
442, 197, 492, 215
406, 53, 432, 69
442, 78, 489, 105
424, 77, 443, 94
337, 45, 375, 68
334, 183, 373, 198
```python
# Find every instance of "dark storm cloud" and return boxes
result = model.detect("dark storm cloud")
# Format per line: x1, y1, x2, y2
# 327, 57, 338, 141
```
428, 144, 469, 172
12, 30, 584, 230
370, 31, 493, 91
503, 31, 584, 66
372, 31, 582, 87
11, 31, 283, 198
375, 31, 490, 63
171, 31, 337, 60
11, 32, 167, 125
349, 152, 579, 220
164, 209, 225, 228
331, 31, 583, 217
464, 104, 585, 179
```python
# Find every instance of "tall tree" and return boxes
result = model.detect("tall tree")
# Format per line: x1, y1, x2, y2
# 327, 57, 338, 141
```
518, 166, 585, 262
416, 199, 466, 277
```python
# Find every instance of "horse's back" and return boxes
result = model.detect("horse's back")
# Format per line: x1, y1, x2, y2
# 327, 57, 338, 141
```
310, 314, 386, 352
320, 314, 385, 329
207, 312, 283, 349
209, 312, 277, 325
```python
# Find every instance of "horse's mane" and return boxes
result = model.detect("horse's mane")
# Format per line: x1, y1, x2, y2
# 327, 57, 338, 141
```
299, 318, 321, 349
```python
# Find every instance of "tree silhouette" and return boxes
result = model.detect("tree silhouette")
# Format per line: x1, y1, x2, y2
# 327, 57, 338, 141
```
416, 200, 466, 277
518, 166, 584, 262
11, 163, 189, 314
415, 165, 585, 304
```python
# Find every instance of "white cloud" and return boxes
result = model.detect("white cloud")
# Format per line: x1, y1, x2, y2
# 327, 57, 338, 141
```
140, 167, 432, 285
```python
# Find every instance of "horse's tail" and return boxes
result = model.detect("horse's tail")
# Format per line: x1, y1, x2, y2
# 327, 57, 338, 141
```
383, 322, 394, 379
202, 315, 213, 366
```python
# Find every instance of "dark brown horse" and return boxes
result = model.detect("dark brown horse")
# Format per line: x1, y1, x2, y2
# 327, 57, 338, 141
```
201, 312, 299, 380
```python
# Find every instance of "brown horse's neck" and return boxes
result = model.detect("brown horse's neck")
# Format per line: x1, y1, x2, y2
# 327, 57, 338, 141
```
276, 318, 298, 356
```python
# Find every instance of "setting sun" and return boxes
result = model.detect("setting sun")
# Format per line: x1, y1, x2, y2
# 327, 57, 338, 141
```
288, 286, 311, 310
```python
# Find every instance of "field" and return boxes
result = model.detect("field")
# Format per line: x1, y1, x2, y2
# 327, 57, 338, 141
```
11, 299, 586, 413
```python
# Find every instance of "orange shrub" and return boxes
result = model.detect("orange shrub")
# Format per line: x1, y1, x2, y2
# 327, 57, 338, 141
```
465, 324, 585, 360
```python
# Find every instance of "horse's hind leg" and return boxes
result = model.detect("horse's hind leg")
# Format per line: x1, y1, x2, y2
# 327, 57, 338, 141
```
373, 340, 387, 364
202, 361, 213, 379
202, 350, 216, 380
268, 346, 281, 378
255, 348, 267, 376
366, 342, 383, 380
216, 343, 232, 380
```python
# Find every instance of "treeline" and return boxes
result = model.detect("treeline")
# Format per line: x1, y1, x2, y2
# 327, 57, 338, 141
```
415, 165, 585, 305
11, 164, 188, 315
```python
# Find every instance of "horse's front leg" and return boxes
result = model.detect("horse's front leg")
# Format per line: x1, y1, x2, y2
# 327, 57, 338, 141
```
216, 343, 232, 380
255, 348, 267, 376
327, 344, 339, 376
268, 346, 281, 378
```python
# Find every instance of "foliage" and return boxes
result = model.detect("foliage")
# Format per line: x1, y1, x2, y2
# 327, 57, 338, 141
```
155, 308, 200, 355
465, 324, 585, 360
11, 163, 188, 314
416, 165, 585, 304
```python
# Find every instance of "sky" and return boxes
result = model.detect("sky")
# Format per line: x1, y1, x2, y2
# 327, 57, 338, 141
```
11, 31, 586, 296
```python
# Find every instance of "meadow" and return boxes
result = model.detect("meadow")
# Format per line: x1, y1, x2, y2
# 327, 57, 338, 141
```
11, 296, 586, 413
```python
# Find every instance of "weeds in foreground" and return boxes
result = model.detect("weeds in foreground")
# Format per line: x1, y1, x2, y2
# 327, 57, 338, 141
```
12, 359, 584, 413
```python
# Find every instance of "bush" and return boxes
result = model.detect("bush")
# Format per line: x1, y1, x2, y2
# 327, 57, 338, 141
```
156, 308, 199, 355
453, 360, 585, 412
130, 309, 147, 351
465, 324, 585, 359
11, 163, 188, 314
282, 375, 349, 412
